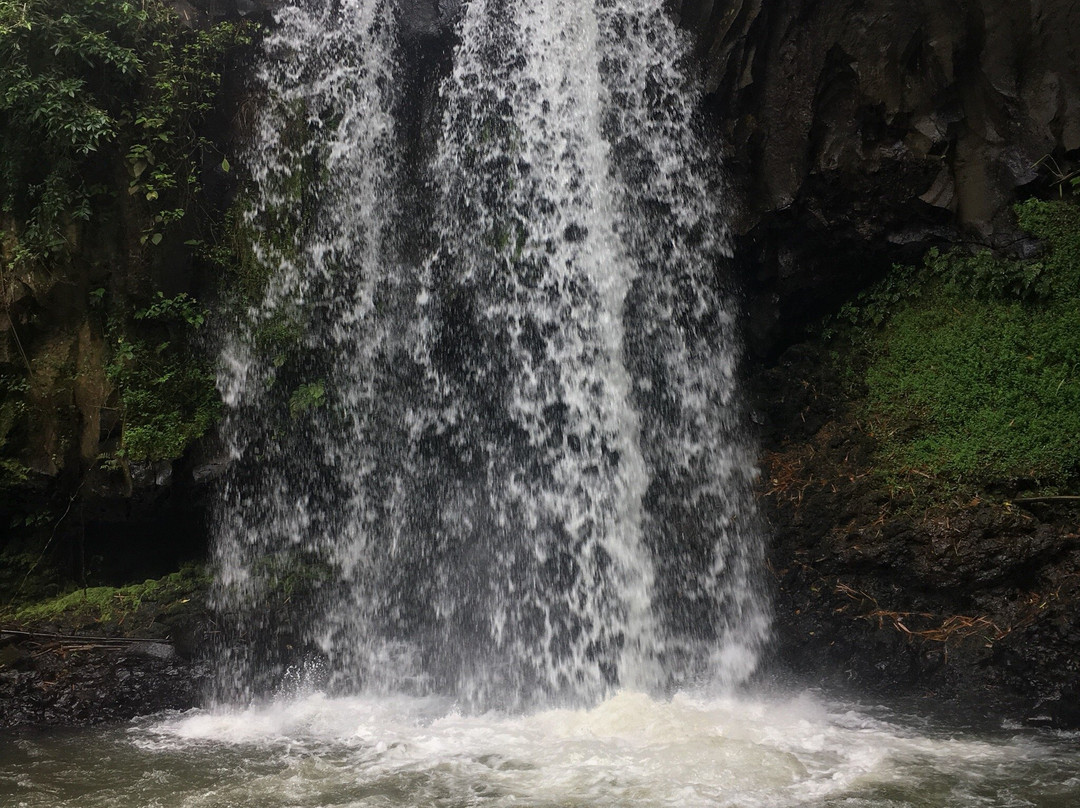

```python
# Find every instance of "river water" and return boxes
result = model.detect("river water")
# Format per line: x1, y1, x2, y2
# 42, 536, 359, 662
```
3, 690, 1078, 807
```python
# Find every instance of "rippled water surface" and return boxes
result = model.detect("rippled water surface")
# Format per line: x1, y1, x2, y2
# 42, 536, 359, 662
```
3, 691, 1078, 807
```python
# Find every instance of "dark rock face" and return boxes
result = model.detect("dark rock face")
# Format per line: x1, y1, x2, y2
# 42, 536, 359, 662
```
674, 0, 1080, 351
675, 4, 1080, 723
0, 633, 210, 727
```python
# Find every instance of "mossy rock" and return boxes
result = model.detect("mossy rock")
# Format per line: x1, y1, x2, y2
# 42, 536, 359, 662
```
1, 565, 209, 637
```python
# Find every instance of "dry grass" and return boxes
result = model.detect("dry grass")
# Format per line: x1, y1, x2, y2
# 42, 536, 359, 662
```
834, 582, 1011, 645
761, 445, 820, 505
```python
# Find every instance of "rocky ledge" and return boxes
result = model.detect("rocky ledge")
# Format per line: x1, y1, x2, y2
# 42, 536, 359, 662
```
0, 571, 214, 727
756, 342, 1080, 728
0, 632, 209, 727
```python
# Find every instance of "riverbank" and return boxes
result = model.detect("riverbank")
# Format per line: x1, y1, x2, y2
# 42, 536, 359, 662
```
4, 500, 1079, 732
757, 340, 1080, 728
0, 568, 212, 726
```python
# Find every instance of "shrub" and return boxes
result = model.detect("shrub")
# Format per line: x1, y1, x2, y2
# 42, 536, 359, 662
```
107, 294, 220, 461
0, 0, 253, 261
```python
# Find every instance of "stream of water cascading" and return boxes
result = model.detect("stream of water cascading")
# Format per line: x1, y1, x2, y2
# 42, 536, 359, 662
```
9, 5, 1080, 807
212, 0, 768, 709
212, 0, 409, 700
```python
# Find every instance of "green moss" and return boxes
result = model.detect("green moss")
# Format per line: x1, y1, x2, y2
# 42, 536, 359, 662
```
195, 194, 293, 311
111, 361, 220, 461
207, 94, 322, 307
1015, 198, 1080, 294
866, 289, 1080, 483
255, 310, 305, 360
218, 201, 277, 306
239, 550, 335, 610
2, 565, 207, 627
833, 200, 1080, 491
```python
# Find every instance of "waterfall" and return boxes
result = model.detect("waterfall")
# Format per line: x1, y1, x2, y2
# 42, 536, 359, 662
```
211, 0, 769, 710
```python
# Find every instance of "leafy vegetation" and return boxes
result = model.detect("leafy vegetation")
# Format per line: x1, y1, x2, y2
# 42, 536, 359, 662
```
0, 3, 264, 602
0, 2, 257, 475
0, 0, 253, 262
831, 200, 1080, 492
288, 380, 325, 418
107, 293, 220, 461
0, 373, 29, 489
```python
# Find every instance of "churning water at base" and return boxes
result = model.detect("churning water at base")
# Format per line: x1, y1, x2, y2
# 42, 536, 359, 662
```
212, 0, 766, 708
4, 692, 1080, 808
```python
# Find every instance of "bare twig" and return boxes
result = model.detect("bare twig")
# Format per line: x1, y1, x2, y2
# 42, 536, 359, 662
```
1, 628, 170, 644
1013, 496, 1080, 504
835, 582, 1010, 643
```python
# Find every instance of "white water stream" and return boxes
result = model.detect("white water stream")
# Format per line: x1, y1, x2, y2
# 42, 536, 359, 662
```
211, 0, 766, 708
4, 2, 1080, 804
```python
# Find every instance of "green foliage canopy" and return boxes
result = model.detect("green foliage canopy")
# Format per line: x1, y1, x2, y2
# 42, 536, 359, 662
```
0, 0, 252, 262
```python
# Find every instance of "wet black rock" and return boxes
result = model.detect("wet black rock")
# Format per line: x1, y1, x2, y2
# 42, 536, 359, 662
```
0, 637, 210, 727
673, 0, 1080, 352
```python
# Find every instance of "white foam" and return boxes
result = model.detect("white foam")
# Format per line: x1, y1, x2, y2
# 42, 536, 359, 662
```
133, 690, 1055, 808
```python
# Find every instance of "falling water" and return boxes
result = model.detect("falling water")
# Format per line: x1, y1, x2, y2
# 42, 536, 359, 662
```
8, 3, 1080, 806
213, 0, 411, 699
211, 0, 768, 709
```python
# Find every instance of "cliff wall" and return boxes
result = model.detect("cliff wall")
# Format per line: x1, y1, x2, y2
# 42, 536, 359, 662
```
676, 0, 1080, 350
674, 0, 1080, 724
2, 0, 1078, 725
